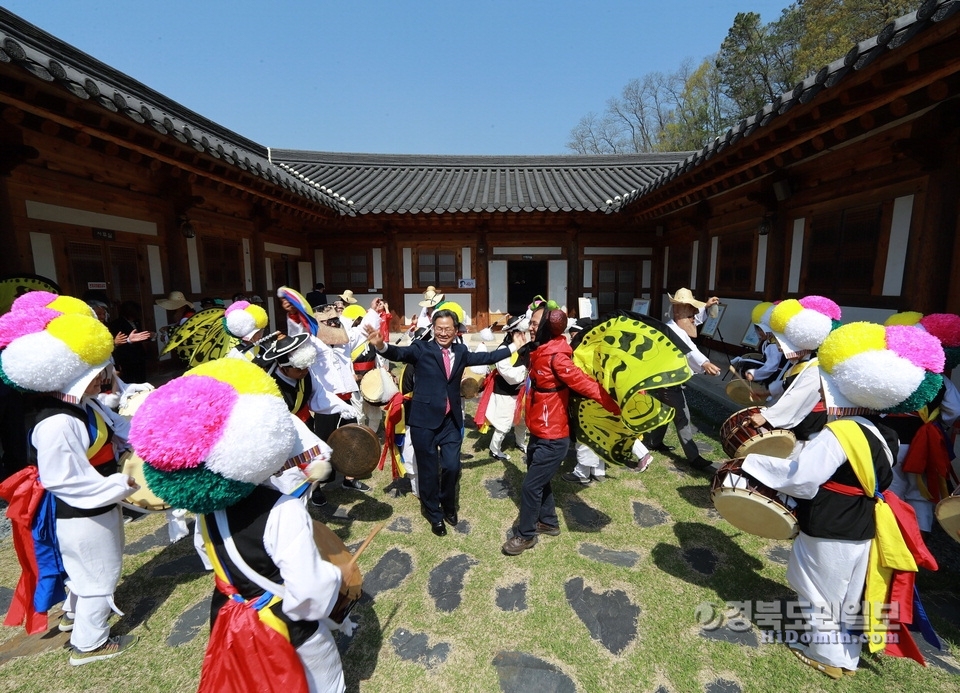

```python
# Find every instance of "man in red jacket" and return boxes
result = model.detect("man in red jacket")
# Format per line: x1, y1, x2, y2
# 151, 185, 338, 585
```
503, 308, 620, 556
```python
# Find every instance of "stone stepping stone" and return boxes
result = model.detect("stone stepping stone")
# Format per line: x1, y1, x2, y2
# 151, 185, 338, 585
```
683, 547, 718, 576
705, 680, 742, 693
152, 552, 206, 578
492, 651, 575, 693
0, 585, 12, 616
167, 597, 211, 647
496, 582, 527, 612
578, 543, 639, 568
0, 613, 69, 665
124, 526, 168, 555
388, 516, 412, 533
699, 623, 758, 648
363, 548, 413, 598
452, 520, 471, 535
632, 502, 668, 528
766, 545, 791, 565
485, 478, 511, 499
390, 627, 449, 668
429, 554, 478, 612
916, 635, 960, 675
564, 577, 639, 655
924, 591, 960, 632
565, 498, 610, 530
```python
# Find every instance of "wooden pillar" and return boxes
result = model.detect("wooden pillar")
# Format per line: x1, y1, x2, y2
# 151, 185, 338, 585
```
566, 227, 580, 317
475, 230, 489, 328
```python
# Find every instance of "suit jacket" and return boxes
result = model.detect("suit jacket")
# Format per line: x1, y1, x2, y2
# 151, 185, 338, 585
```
380, 340, 511, 430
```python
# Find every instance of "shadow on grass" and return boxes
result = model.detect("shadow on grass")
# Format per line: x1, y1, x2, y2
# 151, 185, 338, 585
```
339, 598, 389, 692
651, 521, 786, 601
112, 534, 207, 636
676, 483, 713, 509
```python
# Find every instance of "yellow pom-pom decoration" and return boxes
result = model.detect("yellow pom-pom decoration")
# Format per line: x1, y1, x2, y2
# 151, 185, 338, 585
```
819, 322, 886, 372
770, 300, 802, 333
884, 311, 923, 327
342, 304, 366, 321
45, 314, 113, 365
751, 302, 773, 325
248, 304, 269, 329
186, 358, 281, 397
48, 295, 97, 317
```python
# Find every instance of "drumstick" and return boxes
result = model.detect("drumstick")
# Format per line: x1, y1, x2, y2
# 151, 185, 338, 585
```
348, 521, 387, 566
728, 365, 764, 402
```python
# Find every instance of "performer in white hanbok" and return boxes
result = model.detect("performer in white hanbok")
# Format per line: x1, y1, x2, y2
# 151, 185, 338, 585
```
475, 316, 529, 461
0, 292, 138, 665
128, 357, 350, 693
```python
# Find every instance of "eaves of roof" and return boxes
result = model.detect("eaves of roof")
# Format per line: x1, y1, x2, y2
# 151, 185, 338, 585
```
0, 8, 348, 216
270, 150, 690, 215
619, 0, 960, 211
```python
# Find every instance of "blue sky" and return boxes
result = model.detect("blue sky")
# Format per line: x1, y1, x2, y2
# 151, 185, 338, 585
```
4, 1, 793, 155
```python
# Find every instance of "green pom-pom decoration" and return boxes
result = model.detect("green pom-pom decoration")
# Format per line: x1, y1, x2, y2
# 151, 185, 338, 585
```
884, 371, 943, 414
142, 461, 255, 514
545, 299, 560, 310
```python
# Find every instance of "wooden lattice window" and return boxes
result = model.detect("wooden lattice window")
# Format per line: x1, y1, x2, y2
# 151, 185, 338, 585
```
715, 231, 755, 293
417, 248, 457, 287
803, 204, 883, 296
597, 260, 638, 314
200, 236, 242, 296
328, 250, 370, 291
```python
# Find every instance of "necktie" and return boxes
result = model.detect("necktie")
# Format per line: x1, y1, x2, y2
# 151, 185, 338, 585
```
443, 348, 452, 414
442, 348, 452, 378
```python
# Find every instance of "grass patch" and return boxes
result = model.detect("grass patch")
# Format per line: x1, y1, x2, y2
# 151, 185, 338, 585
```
2, 398, 958, 692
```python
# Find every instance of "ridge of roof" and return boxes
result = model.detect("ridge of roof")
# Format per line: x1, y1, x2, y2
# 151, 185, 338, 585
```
0, 8, 348, 216
270, 149, 693, 167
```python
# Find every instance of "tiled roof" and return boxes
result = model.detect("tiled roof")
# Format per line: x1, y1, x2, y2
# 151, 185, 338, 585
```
0, 9, 348, 216
620, 0, 960, 210
270, 150, 689, 215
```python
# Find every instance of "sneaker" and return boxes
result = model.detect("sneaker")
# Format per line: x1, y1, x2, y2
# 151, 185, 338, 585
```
502, 534, 538, 556
69, 635, 139, 666
309, 489, 327, 507
58, 613, 75, 632
589, 474, 606, 483
535, 522, 561, 536
560, 472, 591, 485
342, 479, 371, 492
636, 454, 653, 472
490, 450, 510, 462
789, 645, 842, 680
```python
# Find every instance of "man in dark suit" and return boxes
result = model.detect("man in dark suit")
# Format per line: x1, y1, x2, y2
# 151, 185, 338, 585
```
366, 309, 521, 536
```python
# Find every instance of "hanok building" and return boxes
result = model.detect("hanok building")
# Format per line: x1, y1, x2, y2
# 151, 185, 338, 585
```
1, 2, 959, 378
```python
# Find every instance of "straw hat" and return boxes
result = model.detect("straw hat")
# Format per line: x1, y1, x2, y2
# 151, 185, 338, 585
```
338, 290, 358, 304
419, 286, 445, 307
667, 288, 706, 310
156, 291, 193, 311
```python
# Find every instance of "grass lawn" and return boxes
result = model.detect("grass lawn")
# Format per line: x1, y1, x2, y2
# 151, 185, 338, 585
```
1, 395, 958, 692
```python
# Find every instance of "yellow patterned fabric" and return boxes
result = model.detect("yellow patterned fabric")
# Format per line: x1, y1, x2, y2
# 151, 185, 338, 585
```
825, 420, 916, 652
572, 314, 691, 463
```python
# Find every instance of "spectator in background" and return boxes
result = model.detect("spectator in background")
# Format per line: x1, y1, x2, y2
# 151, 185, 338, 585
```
306, 283, 327, 311
108, 301, 152, 384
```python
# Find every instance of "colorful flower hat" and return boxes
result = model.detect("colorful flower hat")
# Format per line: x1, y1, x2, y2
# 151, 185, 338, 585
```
750, 301, 777, 335
129, 358, 304, 514
769, 295, 841, 357
341, 304, 366, 322
819, 321, 944, 414
0, 291, 113, 399
277, 286, 318, 336
224, 300, 269, 340
886, 312, 960, 371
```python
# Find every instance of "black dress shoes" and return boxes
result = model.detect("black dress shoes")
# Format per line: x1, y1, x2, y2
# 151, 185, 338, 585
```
431, 521, 447, 537
443, 512, 459, 527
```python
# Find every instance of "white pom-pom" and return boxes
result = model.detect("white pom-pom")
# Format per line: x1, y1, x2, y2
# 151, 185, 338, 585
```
831, 351, 923, 410
206, 394, 296, 483
479, 327, 494, 341
287, 342, 318, 370
2, 332, 88, 392
226, 310, 256, 339
784, 309, 833, 350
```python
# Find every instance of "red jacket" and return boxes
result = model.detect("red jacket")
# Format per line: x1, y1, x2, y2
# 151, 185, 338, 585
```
526, 337, 619, 439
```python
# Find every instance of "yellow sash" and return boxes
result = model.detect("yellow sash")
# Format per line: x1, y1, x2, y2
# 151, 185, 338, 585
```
199, 515, 291, 640
85, 407, 109, 460
825, 420, 916, 652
